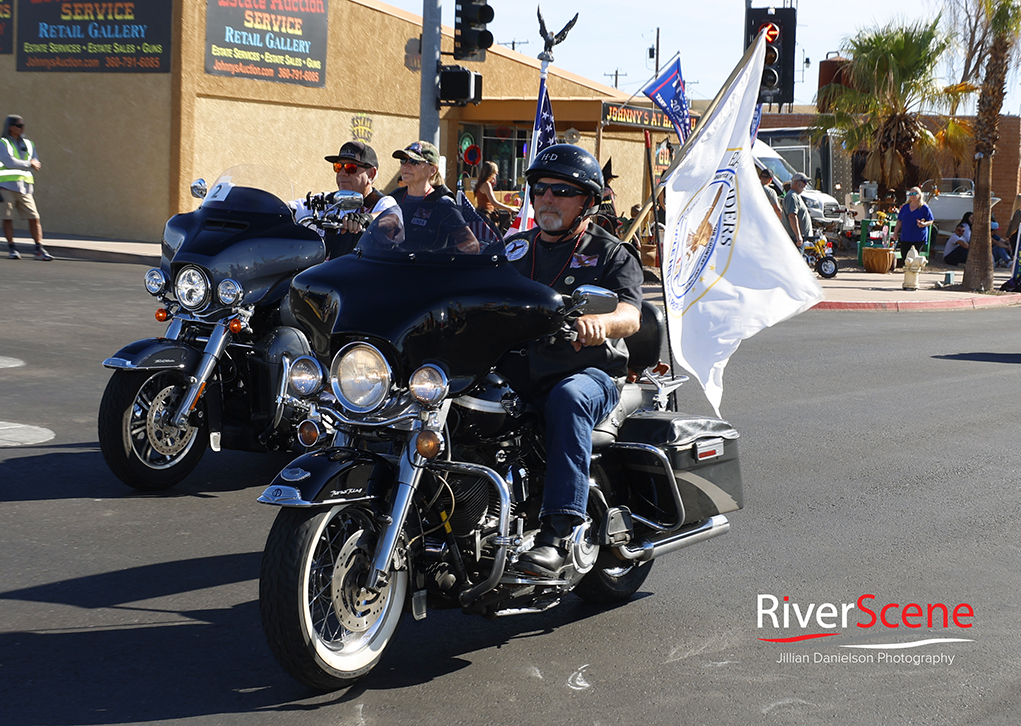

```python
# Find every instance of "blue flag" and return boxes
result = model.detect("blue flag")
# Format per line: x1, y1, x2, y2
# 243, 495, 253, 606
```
642, 58, 692, 143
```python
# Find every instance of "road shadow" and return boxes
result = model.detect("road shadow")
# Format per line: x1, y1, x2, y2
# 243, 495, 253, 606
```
0, 551, 652, 722
934, 352, 1021, 365
0, 444, 294, 502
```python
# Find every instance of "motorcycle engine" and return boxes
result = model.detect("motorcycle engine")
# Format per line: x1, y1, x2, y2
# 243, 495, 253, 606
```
450, 372, 530, 443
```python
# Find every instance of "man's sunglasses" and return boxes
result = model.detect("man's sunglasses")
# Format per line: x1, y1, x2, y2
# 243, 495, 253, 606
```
10, 123, 24, 128
399, 158, 425, 167
530, 181, 587, 198
333, 162, 367, 174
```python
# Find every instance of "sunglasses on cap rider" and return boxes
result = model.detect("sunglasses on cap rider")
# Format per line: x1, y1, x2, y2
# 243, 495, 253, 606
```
333, 161, 368, 174
529, 181, 587, 199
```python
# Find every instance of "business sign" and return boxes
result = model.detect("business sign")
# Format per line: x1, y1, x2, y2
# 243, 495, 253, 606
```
601, 102, 699, 134
1, 1, 13, 55
16, 0, 172, 72
205, 0, 328, 88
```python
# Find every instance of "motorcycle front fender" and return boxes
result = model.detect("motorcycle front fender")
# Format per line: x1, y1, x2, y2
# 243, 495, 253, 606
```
103, 338, 202, 372
257, 447, 396, 508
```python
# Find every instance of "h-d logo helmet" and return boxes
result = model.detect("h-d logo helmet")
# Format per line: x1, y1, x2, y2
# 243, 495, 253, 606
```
526, 144, 605, 219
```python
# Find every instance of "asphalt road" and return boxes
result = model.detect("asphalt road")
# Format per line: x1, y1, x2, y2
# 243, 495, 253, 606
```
2, 258, 1020, 726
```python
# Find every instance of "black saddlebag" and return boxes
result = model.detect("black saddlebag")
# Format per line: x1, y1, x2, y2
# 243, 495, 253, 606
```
607, 411, 743, 527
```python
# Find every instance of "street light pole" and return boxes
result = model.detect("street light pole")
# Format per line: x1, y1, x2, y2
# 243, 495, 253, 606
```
419, 0, 441, 145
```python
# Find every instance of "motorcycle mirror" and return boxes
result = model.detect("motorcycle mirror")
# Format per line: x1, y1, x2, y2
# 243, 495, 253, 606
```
190, 179, 208, 199
330, 190, 364, 212
569, 285, 618, 316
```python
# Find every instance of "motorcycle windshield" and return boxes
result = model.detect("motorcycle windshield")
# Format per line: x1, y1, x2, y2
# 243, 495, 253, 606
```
165, 165, 325, 310
290, 205, 563, 395
200, 165, 296, 215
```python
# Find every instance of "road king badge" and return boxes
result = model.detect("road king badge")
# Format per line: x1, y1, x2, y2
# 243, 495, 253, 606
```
664, 153, 740, 314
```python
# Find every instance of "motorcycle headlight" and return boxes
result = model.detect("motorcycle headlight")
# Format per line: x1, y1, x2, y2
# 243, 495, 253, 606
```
175, 266, 209, 310
409, 364, 448, 407
288, 355, 324, 397
217, 278, 244, 306
144, 268, 167, 296
330, 343, 392, 413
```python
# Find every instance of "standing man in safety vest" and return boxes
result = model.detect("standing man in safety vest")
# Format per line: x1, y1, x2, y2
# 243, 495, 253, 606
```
1, 115, 51, 260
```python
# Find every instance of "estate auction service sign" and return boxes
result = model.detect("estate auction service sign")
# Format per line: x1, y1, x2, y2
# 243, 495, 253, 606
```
205, 0, 327, 88
16, 0, 172, 72
1, 1, 13, 55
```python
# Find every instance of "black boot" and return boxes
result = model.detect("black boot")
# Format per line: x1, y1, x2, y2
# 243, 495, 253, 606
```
515, 515, 576, 578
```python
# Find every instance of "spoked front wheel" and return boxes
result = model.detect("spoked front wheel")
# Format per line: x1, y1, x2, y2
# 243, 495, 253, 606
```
98, 369, 208, 490
260, 505, 408, 690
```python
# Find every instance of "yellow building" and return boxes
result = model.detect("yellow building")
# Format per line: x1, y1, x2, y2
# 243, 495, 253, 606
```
0, 0, 677, 241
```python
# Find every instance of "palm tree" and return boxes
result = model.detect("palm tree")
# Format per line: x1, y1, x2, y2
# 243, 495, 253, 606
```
813, 20, 972, 192
962, 0, 1021, 291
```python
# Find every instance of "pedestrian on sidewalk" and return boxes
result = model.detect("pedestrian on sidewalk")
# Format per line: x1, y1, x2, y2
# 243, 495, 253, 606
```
759, 168, 783, 221
892, 186, 933, 268
1, 115, 52, 261
943, 223, 969, 266
781, 172, 813, 248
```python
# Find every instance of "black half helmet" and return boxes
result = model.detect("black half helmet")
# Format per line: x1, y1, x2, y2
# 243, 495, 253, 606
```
525, 144, 604, 216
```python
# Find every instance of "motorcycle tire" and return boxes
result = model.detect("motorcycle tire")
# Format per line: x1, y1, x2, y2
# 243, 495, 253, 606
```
98, 369, 208, 491
574, 557, 654, 604
816, 256, 839, 279
574, 464, 655, 604
260, 504, 408, 691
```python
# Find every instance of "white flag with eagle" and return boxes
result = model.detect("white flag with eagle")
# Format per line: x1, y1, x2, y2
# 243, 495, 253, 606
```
661, 32, 823, 415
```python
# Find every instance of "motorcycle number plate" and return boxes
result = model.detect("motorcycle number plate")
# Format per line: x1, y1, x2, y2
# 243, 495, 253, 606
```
694, 438, 724, 462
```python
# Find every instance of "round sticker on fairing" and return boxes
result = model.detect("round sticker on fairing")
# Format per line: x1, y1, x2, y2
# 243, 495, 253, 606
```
505, 237, 530, 261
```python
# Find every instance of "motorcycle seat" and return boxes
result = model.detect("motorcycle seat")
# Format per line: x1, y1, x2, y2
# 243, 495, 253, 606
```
592, 382, 645, 450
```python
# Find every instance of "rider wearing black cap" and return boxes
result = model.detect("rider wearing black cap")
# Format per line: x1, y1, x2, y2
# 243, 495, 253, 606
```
501, 144, 643, 578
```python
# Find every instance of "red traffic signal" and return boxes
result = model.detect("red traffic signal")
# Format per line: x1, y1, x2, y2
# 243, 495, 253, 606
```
758, 22, 780, 44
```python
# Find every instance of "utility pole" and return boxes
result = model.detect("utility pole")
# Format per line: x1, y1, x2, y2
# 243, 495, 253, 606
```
647, 27, 660, 75
655, 27, 660, 75
419, 0, 441, 145
604, 69, 627, 88
502, 38, 529, 52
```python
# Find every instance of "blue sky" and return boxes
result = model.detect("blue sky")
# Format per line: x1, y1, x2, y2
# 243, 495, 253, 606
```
382, 0, 1019, 115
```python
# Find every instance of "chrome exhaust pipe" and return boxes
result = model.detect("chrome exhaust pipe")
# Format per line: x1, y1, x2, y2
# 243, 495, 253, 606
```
617, 515, 730, 562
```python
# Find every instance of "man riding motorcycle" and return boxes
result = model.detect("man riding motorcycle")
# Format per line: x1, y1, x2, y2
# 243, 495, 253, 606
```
501, 144, 643, 577
292, 141, 396, 258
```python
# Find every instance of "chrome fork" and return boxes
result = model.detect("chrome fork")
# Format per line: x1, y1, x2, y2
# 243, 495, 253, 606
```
170, 321, 231, 428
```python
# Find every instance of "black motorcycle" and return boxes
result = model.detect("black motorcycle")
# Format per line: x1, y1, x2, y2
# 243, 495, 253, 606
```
98, 165, 361, 490
256, 206, 744, 690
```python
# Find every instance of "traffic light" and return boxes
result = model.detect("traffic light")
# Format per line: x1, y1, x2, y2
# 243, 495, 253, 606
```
745, 6, 796, 106
454, 0, 495, 62
439, 66, 483, 106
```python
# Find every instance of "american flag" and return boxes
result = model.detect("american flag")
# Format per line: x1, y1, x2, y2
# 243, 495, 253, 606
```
510, 75, 558, 232
457, 190, 503, 245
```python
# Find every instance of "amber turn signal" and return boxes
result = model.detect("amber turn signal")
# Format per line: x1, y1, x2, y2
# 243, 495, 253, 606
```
297, 420, 321, 448
415, 431, 443, 459
155, 308, 169, 322
228, 318, 244, 334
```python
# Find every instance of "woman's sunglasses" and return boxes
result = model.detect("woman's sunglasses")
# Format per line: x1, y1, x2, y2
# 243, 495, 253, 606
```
530, 181, 587, 198
333, 162, 367, 174
400, 158, 425, 167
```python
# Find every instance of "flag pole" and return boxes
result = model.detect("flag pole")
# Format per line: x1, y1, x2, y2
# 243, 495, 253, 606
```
620, 34, 763, 244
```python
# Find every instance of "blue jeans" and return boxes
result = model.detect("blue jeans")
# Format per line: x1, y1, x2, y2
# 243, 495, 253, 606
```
994, 246, 1011, 265
539, 367, 620, 522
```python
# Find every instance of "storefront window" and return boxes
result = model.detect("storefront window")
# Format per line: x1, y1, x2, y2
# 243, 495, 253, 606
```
456, 124, 532, 199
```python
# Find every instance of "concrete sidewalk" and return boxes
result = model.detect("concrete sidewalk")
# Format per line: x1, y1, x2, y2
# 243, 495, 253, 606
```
7, 231, 1021, 311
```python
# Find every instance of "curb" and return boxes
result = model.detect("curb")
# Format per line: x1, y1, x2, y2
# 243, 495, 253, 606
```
43, 242, 160, 266
814, 293, 1021, 311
